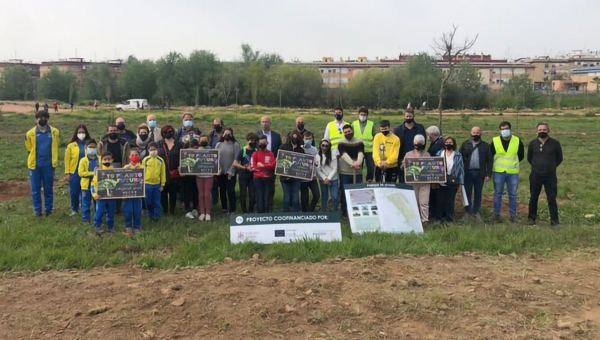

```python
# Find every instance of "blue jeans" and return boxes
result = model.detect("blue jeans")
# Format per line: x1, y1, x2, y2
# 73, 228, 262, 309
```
93, 199, 116, 232
146, 184, 162, 219
123, 198, 142, 230
69, 173, 82, 212
254, 177, 272, 213
280, 178, 301, 212
29, 166, 55, 215
464, 169, 485, 214
493, 172, 519, 217
319, 179, 339, 212
81, 190, 94, 222
340, 173, 363, 215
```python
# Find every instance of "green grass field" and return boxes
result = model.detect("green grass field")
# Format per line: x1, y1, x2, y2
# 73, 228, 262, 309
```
0, 108, 599, 272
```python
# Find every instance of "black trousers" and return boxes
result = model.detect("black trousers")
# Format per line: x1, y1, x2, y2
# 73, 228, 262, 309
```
267, 176, 276, 212
397, 164, 406, 184
375, 166, 399, 183
211, 179, 219, 204
528, 172, 559, 223
217, 174, 237, 212
435, 185, 458, 222
161, 179, 179, 215
182, 176, 199, 213
239, 175, 256, 214
301, 179, 320, 212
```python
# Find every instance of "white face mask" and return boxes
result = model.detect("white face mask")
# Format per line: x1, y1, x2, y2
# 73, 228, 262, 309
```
359, 116, 367, 122
77, 133, 86, 141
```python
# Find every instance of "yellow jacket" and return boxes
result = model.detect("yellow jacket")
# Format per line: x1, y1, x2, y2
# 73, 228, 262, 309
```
123, 162, 143, 170
91, 163, 114, 196
65, 141, 86, 174
142, 155, 166, 186
25, 126, 60, 170
78, 156, 99, 190
373, 132, 401, 167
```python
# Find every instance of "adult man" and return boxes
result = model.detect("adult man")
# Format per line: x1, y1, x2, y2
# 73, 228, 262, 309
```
300, 131, 320, 212
459, 126, 493, 222
25, 111, 59, 217
146, 114, 162, 143
426, 126, 444, 157
209, 118, 225, 204
338, 124, 365, 216
491, 121, 525, 223
352, 107, 377, 182
256, 116, 282, 213
98, 125, 132, 168
174, 112, 202, 143
103, 117, 136, 141
373, 120, 400, 183
323, 107, 346, 155
295, 116, 314, 146
394, 107, 426, 184
527, 122, 563, 226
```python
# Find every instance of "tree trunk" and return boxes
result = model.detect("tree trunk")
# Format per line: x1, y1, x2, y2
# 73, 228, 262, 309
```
195, 86, 200, 107
437, 81, 445, 130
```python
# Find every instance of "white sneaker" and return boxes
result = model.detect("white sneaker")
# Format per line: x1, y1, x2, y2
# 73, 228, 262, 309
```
205, 214, 211, 221
69, 211, 78, 217
191, 209, 199, 218
199, 214, 205, 221
185, 212, 195, 219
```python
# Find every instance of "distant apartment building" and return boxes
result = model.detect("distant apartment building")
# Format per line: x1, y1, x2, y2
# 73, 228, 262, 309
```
299, 54, 534, 90
39, 58, 124, 82
0, 59, 41, 77
571, 67, 600, 92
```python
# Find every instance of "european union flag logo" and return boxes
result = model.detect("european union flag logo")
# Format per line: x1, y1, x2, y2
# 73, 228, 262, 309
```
274, 230, 285, 237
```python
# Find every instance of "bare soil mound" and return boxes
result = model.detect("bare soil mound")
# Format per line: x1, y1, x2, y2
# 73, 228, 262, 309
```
0, 181, 30, 202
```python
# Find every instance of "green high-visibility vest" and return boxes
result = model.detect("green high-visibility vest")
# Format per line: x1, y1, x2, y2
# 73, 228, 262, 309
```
327, 121, 344, 151
492, 136, 520, 174
352, 120, 374, 153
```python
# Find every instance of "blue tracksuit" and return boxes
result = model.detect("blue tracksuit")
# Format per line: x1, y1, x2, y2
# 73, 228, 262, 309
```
69, 141, 86, 212
81, 157, 99, 222
30, 127, 55, 215
123, 198, 143, 230
93, 200, 116, 232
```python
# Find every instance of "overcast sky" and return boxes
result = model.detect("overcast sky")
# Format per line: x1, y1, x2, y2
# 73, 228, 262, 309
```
1, 0, 598, 63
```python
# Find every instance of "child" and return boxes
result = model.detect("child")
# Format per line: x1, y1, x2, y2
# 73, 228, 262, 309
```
183, 138, 200, 219
251, 135, 276, 213
78, 139, 99, 223
123, 149, 143, 236
196, 135, 214, 221
143, 142, 166, 221
91, 152, 117, 235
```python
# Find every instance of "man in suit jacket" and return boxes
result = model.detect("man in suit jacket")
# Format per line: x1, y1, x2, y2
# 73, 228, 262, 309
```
256, 116, 283, 213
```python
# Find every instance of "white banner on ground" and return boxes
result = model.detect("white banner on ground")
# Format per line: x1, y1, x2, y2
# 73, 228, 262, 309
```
230, 212, 342, 244
344, 183, 424, 234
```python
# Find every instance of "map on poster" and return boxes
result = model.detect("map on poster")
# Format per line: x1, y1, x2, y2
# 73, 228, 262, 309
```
344, 183, 423, 234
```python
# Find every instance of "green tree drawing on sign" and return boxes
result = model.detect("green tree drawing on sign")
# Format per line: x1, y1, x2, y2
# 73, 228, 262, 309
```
181, 157, 199, 172
406, 165, 424, 181
277, 158, 294, 174
98, 179, 119, 196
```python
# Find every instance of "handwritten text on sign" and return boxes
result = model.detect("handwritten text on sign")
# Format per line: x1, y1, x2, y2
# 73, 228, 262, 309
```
96, 168, 145, 199
179, 149, 220, 175
404, 156, 447, 184
275, 150, 316, 181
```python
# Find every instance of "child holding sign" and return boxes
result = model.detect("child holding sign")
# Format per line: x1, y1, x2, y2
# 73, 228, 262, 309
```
143, 142, 166, 222
123, 149, 143, 236
78, 139, 99, 223
91, 152, 117, 235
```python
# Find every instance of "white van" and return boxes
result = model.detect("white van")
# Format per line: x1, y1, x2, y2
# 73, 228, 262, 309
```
116, 99, 148, 111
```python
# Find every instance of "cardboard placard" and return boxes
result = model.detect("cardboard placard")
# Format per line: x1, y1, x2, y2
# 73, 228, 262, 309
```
179, 149, 220, 175
96, 168, 145, 199
404, 156, 447, 184
275, 150, 316, 180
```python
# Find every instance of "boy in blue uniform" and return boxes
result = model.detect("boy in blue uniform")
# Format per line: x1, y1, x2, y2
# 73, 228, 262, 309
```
78, 139, 99, 223
91, 152, 117, 235
142, 142, 166, 222
123, 149, 144, 236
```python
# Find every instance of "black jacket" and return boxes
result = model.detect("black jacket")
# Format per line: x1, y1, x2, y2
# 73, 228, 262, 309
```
527, 137, 563, 175
256, 130, 283, 158
459, 139, 493, 178
157, 139, 182, 181
427, 135, 444, 158
393, 121, 426, 159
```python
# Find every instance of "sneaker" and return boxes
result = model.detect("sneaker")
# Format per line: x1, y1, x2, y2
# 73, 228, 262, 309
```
45, 212, 52, 217
185, 212, 195, 219
528, 219, 537, 226
551, 220, 559, 227
461, 214, 472, 223
473, 213, 484, 223
493, 214, 501, 223
36, 212, 43, 217
199, 214, 205, 221
125, 228, 134, 237
509, 216, 519, 224
205, 214, 211, 221
69, 211, 78, 217
191, 209, 199, 218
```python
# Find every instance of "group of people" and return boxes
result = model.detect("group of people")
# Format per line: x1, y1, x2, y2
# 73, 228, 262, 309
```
25, 106, 563, 236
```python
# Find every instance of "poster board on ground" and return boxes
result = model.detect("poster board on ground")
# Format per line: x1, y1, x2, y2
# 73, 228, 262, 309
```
275, 150, 316, 180
96, 168, 145, 199
179, 149, 220, 175
404, 156, 446, 184
230, 212, 342, 244
344, 183, 423, 234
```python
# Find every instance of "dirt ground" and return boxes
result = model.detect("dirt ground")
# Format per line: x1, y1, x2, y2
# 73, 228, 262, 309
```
0, 181, 30, 202
1, 254, 599, 340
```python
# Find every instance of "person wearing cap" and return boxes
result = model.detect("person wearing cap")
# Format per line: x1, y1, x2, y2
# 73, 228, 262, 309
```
146, 114, 162, 143
352, 107, 377, 182
174, 112, 202, 143
25, 111, 60, 217
394, 105, 426, 184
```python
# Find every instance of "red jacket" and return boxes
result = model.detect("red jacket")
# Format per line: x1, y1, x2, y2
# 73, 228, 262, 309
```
251, 149, 276, 178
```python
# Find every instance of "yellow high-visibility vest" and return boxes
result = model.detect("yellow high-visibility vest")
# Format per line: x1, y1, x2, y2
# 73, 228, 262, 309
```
327, 121, 344, 151
352, 120, 374, 152
492, 136, 520, 174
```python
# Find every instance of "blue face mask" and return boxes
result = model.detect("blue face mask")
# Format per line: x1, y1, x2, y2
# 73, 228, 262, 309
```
304, 140, 312, 147
87, 148, 97, 155
184, 120, 193, 128
148, 120, 157, 128
501, 129, 511, 138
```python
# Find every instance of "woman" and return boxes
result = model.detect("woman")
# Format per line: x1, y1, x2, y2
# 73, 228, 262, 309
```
435, 135, 465, 224
196, 135, 215, 221
64, 124, 91, 216
315, 139, 338, 213
132, 124, 151, 159
157, 125, 182, 216
279, 130, 305, 212
403, 134, 431, 223
233, 133, 258, 214
215, 128, 241, 216
182, 138, 200, 219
